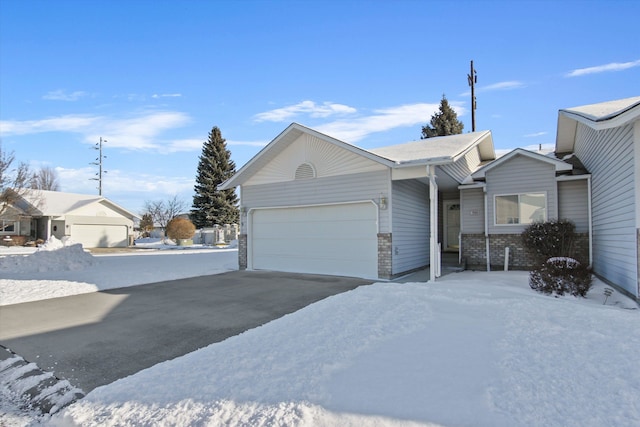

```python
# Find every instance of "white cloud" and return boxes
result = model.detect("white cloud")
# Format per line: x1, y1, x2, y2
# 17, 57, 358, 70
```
523, 131, 548, 138
565, 59, 640, 77
315, 102, 453, 143
460, 80, 525, 96
0, 115, 99, 135
152, 93, 183, 99
0, 111, 192, 152
58, 166, 194, 200
94, 112, 192, 150
254, 101, 357, 122
42, 90, 89, 101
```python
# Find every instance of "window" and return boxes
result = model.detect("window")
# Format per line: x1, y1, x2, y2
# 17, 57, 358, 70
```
1, 220, 17, 234
495, 193, 546, 225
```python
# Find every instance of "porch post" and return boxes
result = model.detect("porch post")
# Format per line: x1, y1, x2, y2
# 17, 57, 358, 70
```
428, 165, 439, 281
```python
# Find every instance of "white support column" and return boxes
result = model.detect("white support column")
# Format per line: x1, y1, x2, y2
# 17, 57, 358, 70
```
428, 165, 439, 281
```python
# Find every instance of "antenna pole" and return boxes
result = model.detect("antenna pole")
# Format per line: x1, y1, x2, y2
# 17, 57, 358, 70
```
90, 137, 107, 195
468, 60, 477, 131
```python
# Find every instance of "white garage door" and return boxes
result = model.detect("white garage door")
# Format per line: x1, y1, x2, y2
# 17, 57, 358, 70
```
71, 224, 128, 248
250, 202, 378, 278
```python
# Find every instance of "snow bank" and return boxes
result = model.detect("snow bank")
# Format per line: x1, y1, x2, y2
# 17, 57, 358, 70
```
0, 248, 238, 306
0, 237, 96, 274
53, 272, 640, 427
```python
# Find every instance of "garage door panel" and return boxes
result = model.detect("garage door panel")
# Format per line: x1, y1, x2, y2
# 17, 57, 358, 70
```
251, 203, 378, 278
71, 224, 128, 248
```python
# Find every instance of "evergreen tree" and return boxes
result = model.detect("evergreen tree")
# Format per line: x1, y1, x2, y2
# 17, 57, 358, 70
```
191, 126, 239, 228
421, 94, 464, 139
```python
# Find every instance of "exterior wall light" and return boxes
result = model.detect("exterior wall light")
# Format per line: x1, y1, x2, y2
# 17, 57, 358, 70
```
379, 195, 388, 210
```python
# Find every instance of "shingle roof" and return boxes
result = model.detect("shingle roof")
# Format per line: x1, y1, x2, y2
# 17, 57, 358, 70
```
369, 131, 494, 165
20, 189, 138, 218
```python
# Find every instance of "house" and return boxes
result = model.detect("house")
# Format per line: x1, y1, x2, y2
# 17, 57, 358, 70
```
555, 96, 640, 300
220, 123, 495, 281
1, 189, 139, 248
458, 148, 591, 272
221, 98, 639, 302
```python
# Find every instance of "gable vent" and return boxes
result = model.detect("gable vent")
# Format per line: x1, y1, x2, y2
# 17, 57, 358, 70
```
295, 163, 316, 180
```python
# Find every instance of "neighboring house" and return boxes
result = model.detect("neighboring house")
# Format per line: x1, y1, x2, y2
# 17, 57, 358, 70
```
1, 189, 139, 248
555, 96, 640, 300
458, 148, 591, 272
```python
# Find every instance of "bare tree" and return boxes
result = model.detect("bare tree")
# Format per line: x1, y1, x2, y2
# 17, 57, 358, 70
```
143, 195, 188, 241
31, 166, 61, 191
0, 143, 31, 215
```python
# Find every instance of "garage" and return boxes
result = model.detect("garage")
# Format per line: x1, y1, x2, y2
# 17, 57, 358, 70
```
71, 224, 129, 248
250, 202, 378, 278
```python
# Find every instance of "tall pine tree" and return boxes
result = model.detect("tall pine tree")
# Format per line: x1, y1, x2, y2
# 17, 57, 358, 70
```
191, 126, 239, 228
421, 94, 464, 139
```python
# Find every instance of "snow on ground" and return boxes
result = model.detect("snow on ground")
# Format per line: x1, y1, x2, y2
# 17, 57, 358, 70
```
0, 238, 238, 306
46, 272, 639, 427
2, 240, 639, 426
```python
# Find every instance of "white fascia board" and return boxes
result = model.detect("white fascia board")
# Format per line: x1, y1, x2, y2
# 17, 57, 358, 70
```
558, 103, 640, 131
472, 148, 572, 179
556, 174, 591, 182
451, 130, 494, 162
458, 182, 485, 190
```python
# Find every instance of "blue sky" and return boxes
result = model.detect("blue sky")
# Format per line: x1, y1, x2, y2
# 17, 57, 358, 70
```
1, 0, 639, 214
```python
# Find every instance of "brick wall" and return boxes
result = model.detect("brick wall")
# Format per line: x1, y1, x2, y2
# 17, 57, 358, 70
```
378, 233, 392, 279
238, 234, 247, 270
462, 232, 590, 271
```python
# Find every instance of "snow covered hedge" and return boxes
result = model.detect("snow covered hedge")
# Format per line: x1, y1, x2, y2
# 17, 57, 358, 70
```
523, 220, 592, 297
521, 219, 578, 264
529, 257, 592, 297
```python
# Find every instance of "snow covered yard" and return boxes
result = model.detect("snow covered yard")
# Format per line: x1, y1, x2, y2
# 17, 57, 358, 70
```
1, 241, 639, 426
47, 275, 640, 426
0, 238, 238, 306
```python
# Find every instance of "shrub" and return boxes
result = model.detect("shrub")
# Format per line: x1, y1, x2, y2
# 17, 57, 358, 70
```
529, 257, 592, 297
521, 219, 577, 264
166, 217, 196, 240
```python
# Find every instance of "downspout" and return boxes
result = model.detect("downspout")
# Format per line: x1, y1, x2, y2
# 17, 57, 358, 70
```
484, 185, 491, 272
587, 175, 593, 267
428, 165, 440, 281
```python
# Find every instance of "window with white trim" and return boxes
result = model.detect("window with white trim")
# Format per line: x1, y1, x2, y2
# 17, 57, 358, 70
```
1, 220, 17, 234
495, 193, 546, 225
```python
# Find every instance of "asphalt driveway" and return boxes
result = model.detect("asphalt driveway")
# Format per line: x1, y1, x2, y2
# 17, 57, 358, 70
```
0, 270, 371, 393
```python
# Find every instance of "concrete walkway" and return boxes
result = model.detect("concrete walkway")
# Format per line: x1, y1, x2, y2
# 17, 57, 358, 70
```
0, 271, 371, 395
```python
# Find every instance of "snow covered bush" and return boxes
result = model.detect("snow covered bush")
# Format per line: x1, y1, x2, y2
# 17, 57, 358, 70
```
521, 219, 577, 263
166, 217, 196, 240
529, 257, 592, 297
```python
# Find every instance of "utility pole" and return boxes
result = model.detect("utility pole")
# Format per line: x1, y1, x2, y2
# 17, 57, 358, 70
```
90, 137, 107, 195
467, 60, 478, 131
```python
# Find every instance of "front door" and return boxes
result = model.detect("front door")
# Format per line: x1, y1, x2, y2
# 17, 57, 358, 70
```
444, 201, 460, 252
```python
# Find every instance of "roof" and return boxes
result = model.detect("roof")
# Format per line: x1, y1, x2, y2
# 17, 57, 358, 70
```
556, 96, 640, 153
19, 189, 139, 219
369, 130, 495, 166
220, 123, 496, 189
470, 148, 573, 180
219, 123, 394, 190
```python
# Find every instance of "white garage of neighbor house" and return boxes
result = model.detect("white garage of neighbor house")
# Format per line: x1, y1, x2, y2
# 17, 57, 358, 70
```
220, 123, 497, 281
3, 189, 138, 248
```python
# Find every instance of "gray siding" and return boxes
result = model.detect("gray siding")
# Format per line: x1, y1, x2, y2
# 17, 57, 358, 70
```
440, 146, 481, 183
460, 187, 485, 233
391, 180, 430, 274
486, 155, 557, 234
241, 170, 390, 233
574, 123, 637, 296
558, 179, 589, 233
